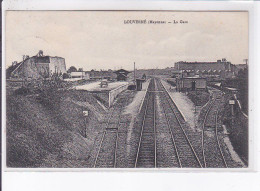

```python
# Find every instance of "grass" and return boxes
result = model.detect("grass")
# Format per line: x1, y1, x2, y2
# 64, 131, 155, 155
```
187, 90, 210, 106
221, 94, 248, 165
6, 85, 106, 167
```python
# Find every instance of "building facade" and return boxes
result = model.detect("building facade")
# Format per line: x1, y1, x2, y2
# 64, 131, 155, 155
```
10, 52, 66, 80
174, 59, 238, 79
70, 71, 90, 80
88, 70, 116, 80
114, 69, 131, 81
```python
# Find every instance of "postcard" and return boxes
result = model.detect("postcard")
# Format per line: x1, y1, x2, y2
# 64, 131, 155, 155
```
4, 10, 249, 169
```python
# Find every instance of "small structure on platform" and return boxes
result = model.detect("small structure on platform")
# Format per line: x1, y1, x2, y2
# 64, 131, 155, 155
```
176, 77, 207, 92
114, 69, 131, 81
136, 78, 145, 91
142, 73, 146, 80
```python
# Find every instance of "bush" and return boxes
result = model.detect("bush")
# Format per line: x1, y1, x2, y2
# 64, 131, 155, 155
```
14, 86, 30, 95
63, 73, 70, 79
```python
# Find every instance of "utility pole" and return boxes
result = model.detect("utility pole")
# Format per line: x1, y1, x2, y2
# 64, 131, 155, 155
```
134, 62, 136, 86
195, 88, 197, 113
243, 59, 248, 66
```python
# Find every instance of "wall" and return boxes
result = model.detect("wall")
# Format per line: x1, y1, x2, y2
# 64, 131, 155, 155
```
11, 57, 49, 79
84, 73, 90, 80
108, 84, 129, 107
49, 57, 66, 74
175, 62, 236, 72
11, 56, 66, 80
71, 71, 85, 78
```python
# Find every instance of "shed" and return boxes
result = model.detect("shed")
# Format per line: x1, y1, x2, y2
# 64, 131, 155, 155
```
136, 79, 145, 91
176, 77, 207, 92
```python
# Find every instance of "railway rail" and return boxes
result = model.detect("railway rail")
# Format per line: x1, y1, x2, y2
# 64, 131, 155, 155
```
135, 78, 202, 168
135, 79, 157, 168
93, 93, 130, 168
202, 91, 228, 168
156, 79, 203, 168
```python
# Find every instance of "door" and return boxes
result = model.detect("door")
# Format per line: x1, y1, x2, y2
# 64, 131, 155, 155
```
191, 81, 196, 91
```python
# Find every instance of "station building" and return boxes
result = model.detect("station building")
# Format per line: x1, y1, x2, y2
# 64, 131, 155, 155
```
114, 69, 131, 81
88, 69, 116, 80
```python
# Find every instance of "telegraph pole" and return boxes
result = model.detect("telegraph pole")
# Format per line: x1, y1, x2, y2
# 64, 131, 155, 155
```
243, 59, 248, 66
134, 62, 136, 85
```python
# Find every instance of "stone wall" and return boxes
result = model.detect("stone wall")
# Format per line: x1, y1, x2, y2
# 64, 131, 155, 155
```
11, 57, 49, 79
108, 84, 129, 107
49, 57, 66, 74
11, 56, 66, 80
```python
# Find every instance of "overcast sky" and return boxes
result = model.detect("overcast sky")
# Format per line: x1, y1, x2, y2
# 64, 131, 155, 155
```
6, 11, 248, 71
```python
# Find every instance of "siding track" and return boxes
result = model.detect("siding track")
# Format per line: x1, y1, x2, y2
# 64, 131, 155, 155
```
93, 93, 130, 168
202, 91, 228, 168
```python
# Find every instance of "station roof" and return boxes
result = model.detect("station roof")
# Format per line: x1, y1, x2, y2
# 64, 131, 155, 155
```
114, 69, 131, 75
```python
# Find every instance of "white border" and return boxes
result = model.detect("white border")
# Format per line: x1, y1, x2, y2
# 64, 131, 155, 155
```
1, 0, 257, 174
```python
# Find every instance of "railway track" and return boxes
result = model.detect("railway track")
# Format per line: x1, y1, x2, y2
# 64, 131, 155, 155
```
135, 79, 156, 168
202, 91, 228, 168
156, 78, 203, 168
93, 94, 130, 168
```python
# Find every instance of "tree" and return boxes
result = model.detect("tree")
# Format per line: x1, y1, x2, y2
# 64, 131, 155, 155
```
67, 66, 77, 73
63, 73, 70, 79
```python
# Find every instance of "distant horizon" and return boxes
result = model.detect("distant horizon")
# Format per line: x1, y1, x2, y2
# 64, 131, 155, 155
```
9, 52, 248, 72
6, 11, 248, 71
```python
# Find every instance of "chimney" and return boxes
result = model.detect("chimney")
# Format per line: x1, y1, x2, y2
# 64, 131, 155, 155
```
37, 50, 44, 57
12, 61, 17, 66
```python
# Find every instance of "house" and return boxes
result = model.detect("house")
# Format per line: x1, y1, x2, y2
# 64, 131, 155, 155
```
114, 69, 131, 81
88, 70, 116, 80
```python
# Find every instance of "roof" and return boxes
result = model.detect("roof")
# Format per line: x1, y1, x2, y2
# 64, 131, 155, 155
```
117, 73, 127, 77
180, 77, 206, 80
114, 69, 131, 74
71, 71, 85, 75
176, 60, 229, 65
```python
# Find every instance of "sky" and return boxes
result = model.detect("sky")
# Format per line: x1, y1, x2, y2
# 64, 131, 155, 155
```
5, 11, 248, 71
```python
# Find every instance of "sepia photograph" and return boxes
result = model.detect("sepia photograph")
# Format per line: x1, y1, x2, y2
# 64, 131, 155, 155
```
4, 10, 249, 169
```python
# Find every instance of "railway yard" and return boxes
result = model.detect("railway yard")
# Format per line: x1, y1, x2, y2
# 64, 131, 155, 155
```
6, 74, 247, 168
79, 77, 246, 168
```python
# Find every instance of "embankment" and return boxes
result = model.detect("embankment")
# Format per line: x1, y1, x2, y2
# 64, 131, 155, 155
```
6, 87, 106, 167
